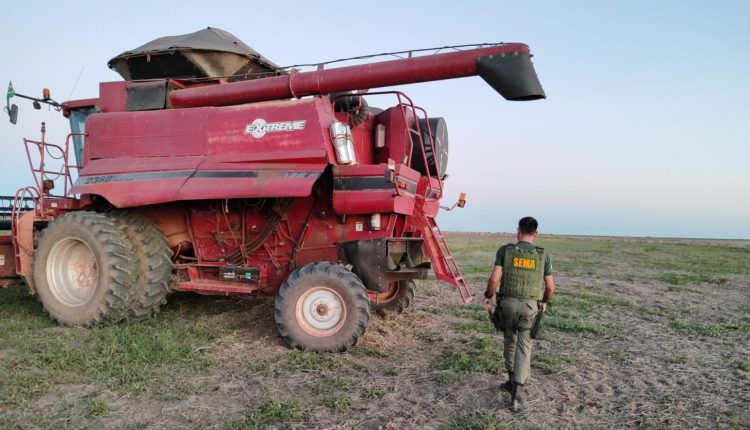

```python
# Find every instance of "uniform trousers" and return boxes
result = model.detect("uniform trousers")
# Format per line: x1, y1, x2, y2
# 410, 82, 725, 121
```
500, 296, 538, 384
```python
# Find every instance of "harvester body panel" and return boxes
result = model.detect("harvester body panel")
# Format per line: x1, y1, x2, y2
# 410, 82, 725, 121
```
71, 98, 333, 207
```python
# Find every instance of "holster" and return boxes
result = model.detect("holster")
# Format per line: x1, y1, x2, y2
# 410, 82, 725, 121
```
489, 295, 505, 331
530, 301, 545, 339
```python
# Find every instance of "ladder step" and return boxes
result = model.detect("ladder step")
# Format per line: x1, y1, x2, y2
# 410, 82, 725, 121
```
425, 220, 470, 302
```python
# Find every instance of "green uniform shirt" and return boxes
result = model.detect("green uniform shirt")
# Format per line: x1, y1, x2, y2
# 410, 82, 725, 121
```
494, 241, 553, 276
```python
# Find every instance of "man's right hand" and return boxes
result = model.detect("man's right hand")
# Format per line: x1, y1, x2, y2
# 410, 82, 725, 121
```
483, 297, 493, 312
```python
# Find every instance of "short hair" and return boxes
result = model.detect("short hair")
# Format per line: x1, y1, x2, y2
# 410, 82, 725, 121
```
518, 216, 538, 235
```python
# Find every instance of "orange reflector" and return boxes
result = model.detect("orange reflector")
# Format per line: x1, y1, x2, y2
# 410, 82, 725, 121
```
458, 192, 467, 208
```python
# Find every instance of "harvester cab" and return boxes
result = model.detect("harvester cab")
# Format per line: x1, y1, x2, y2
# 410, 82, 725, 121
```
1, 28, 545, 352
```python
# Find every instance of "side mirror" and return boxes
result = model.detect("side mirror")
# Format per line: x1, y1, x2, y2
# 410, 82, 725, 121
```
8, 104, 18, 124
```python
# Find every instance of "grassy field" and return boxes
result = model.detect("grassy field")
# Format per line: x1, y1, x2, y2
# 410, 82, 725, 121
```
0, 233, 748, 429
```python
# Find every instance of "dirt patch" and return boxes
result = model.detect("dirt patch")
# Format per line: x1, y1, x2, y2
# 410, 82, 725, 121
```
0, 234, 748, 429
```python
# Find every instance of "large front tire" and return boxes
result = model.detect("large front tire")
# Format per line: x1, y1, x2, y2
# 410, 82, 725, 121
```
33, 211, 137, 326
274, 262, 370, 352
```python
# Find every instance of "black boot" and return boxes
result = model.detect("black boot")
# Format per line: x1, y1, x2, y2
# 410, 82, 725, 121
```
510, 382, 523, 412
501, 372, 514, 392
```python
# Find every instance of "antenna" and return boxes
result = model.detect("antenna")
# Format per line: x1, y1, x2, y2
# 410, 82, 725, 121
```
66, 66, 85, 102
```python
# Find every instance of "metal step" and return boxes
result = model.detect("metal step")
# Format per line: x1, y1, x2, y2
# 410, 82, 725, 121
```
421, 217, 472, 303
174, 279, 260, 295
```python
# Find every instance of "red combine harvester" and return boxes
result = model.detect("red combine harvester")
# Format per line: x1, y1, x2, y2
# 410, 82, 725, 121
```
1, 28, 544, 351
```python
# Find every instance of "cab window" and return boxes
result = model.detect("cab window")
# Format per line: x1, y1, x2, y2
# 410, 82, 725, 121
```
68, 107, 96, 166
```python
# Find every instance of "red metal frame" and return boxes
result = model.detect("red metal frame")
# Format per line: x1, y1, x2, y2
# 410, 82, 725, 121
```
21, 131, 83, 214
8, 129, 85, 287
342, 91, 446, 200
7, 95, 471, 302
2, 42, 548, 303
169, 43, 533, 108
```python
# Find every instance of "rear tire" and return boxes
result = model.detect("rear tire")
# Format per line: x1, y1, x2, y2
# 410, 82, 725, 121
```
370, 280, 415, 314
274, 262, 370, 352
33, 211, 137, 326
112, 211, 174, 320
410, 117, 449, 177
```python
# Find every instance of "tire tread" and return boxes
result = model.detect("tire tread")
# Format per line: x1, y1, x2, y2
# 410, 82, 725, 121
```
33, 211, 137, 326
112, 211, 174, 321
274, 262, 370, 352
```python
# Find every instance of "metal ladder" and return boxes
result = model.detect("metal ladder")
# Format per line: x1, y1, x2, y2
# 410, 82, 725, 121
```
420, 217, 472, 303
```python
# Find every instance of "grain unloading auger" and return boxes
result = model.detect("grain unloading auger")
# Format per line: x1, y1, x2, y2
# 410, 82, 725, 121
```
2, 28, 544, 351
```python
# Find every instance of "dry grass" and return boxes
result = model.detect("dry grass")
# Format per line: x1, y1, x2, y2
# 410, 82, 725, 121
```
0, 233, 748, 429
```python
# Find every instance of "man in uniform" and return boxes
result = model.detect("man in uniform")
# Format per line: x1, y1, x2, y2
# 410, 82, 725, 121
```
483, 216, 555, 412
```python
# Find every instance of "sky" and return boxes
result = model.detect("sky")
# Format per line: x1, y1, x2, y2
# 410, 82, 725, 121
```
1, 1, 748, 239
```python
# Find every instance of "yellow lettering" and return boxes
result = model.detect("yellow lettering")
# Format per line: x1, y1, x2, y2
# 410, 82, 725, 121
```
512, 256, 538, 270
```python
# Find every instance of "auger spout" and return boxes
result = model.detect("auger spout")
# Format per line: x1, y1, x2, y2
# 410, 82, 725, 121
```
169, 43, 545, 108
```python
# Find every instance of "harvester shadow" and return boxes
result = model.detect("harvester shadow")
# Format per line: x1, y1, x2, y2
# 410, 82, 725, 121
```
160, 292, 285, 345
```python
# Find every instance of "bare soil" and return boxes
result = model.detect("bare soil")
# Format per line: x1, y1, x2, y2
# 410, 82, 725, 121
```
1, 233, 748, 429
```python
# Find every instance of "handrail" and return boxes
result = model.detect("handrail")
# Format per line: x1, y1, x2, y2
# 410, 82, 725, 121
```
21, 131, 85, 216
349, 91, 444, 202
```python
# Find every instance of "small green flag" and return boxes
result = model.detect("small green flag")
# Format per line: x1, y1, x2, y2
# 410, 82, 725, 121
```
6, 81, 14, 102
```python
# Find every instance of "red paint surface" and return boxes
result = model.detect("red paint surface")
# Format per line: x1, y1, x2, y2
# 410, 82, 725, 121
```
72, 98, 333, 207
170, 44, 531, 108
7, 43, 530, 301
0, 237, 18, 281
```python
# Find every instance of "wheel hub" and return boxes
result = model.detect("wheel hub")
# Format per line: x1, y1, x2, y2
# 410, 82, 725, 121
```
296, 286, 346, 336
374, 282, 399, 303
46, 237, 98, 306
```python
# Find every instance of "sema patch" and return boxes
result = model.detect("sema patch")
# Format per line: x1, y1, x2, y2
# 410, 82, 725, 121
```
512, 257, 536, 270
